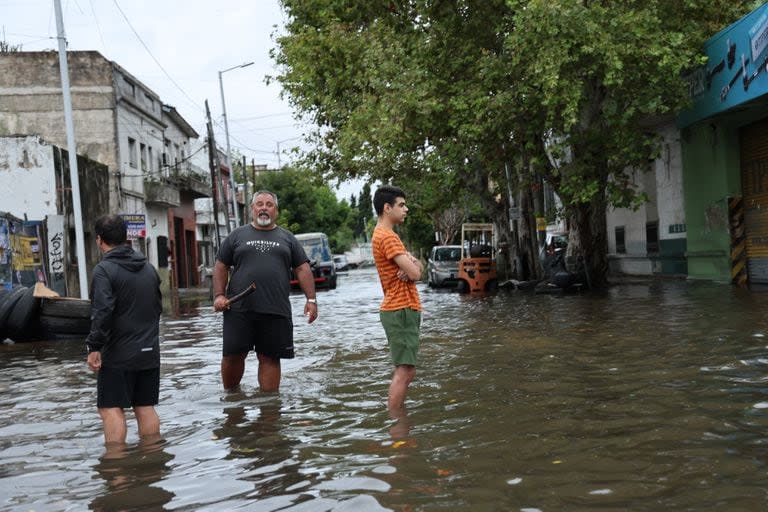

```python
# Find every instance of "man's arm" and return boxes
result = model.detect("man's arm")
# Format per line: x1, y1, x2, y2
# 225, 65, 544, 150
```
393, 252, 423, 281
212, 260, 231, 312
85, 266, 114, 371
293, 261, 318, 323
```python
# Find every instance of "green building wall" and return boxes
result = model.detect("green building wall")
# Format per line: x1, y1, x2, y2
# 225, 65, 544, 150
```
680, 122, 741, 282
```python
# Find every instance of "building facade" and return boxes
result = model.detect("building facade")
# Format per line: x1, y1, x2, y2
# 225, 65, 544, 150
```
0, 135, 109, 295
679, 3, 768, 285
606, 122, 688, 277
0, 51, 209, 293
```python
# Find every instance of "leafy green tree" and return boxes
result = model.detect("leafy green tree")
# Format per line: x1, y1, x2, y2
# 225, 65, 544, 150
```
254, 167, 355, 252
503, 0, 752, 284
274, 0, 752, 285
356, 182, 373, 240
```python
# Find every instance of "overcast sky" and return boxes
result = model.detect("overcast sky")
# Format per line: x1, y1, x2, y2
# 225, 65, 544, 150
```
1, 0, 363, 201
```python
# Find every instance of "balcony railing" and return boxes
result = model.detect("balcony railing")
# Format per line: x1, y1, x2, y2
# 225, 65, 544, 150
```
143, 177, 180, 207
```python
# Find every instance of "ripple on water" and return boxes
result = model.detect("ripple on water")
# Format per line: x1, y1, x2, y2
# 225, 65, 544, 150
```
4, 276, 768, 510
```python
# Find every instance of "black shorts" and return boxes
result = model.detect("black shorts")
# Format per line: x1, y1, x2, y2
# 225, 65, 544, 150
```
223, 309, 295, 359
97, 366, 160, 409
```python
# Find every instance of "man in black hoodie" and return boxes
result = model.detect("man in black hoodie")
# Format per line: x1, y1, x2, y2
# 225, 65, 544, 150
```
85, 214, 162, 445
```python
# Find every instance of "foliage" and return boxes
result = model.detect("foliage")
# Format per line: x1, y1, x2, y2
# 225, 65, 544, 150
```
355, 182, 373, 240
0, 40, 22, 52
273, 0, 756, 283
253, 167, 356, 252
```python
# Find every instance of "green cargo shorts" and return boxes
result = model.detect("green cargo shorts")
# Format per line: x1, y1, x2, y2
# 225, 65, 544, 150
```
380, 308, 421, 366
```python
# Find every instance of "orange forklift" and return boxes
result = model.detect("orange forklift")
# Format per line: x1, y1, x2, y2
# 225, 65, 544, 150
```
457, 223, 497, 293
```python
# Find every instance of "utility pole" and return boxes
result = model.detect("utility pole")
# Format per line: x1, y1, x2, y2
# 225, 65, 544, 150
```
218, 62, 253, 229
242, 155, 248, 223
54, 0, 89, 299
251, 158, 256, 200
205, 100, 224, 252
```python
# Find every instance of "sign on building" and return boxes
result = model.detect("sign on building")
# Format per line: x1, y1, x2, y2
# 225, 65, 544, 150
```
121, 214, 146, 239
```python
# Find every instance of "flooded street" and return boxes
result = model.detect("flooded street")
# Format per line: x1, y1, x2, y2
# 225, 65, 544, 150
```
3, 268, 768, 510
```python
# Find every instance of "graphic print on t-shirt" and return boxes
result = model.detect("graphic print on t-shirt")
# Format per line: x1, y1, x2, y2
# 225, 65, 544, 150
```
246, 240, 281, 252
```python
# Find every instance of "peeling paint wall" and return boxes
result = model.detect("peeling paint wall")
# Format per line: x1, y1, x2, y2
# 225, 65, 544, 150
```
0, 136, 58, 219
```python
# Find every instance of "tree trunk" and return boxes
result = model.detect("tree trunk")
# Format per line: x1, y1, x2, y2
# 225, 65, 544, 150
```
567, 188, 609, 288
518, 186, 543, 281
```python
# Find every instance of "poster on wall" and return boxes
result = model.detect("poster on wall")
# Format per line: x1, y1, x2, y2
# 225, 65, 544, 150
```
120, 214, 146, 240
46, 214, 67, 296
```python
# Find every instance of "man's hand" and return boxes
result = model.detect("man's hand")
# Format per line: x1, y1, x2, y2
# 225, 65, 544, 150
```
304, 301, 318, 324
213, 295, 230, 312
397, 252, 422, 281
87, 351, 102, 372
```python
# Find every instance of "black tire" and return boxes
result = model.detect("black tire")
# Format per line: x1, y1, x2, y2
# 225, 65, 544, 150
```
39, 314, 91, 335
457, 280, 469, 294
0, 287, 28, 340
329, 275, 337, 290
6, 287, 39, 341
40, 298, 92, 318
485, 279, 498, 293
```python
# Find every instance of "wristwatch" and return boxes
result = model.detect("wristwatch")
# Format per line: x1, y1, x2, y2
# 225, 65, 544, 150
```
306, 298, 317, 304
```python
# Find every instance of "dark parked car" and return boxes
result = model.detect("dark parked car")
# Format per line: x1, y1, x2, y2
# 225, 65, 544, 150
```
427, 245, 462, 288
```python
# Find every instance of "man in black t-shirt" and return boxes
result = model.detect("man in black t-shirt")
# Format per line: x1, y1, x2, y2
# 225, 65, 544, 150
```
213, 190, 318, 391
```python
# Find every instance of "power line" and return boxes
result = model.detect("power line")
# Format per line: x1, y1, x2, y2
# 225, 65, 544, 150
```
111, 0, 203, 115
88, 0, 108, 55
229, 112, 294, 122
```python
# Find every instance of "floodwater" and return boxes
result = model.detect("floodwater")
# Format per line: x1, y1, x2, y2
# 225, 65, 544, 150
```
2, 268, 768, 511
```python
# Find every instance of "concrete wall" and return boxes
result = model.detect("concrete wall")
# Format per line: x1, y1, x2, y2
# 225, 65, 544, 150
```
0, 135, 109, 295
0, 51, 169, 215
0, 136, 58, 219
0, 52, 117, 184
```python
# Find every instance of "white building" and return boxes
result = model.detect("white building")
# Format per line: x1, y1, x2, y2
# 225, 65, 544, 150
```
606, 123, 687, 276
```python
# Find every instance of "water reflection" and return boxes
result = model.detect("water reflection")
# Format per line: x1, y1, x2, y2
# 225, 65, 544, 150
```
90, 439, 174, 511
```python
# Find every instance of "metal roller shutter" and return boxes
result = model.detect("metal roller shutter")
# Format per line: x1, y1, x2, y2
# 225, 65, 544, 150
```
740, 118, 768, 284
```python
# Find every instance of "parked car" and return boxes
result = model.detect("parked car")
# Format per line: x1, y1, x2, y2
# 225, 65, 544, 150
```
291, 232, 337, 290
333, 254, 349, 271
427, 245, 462, 288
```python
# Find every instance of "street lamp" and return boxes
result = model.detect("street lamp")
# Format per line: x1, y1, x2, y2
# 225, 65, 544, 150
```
218, 61, 254, 229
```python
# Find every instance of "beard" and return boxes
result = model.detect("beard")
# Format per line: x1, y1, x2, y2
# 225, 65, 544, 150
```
255, 214, 272, 227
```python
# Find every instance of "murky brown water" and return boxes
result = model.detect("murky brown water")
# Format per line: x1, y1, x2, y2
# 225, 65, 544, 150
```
2, 268, 768, 511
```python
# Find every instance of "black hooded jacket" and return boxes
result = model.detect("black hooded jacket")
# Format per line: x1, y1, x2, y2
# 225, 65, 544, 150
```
85, 245, 162, 369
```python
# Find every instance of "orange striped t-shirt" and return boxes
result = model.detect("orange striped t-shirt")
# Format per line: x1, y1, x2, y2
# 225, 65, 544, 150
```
372, 226, 422, 312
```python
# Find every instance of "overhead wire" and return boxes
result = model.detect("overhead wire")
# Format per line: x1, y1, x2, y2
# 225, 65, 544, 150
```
111, 0, 203, 116
88, 0, 109, 55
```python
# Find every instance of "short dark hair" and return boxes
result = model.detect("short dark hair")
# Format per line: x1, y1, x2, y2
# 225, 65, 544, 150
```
94, 214, 127, 246
373, 185, 406, 215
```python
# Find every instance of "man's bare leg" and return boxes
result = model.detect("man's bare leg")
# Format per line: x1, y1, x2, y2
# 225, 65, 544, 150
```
257, 353, 281, 392
221, 353, 248, 390
388, 364, 415, 412
99, 407, 128, 444
134, 405, 160, 439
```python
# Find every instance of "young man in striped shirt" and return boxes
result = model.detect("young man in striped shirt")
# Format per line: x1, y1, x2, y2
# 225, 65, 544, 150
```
372, 185, 423, 414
